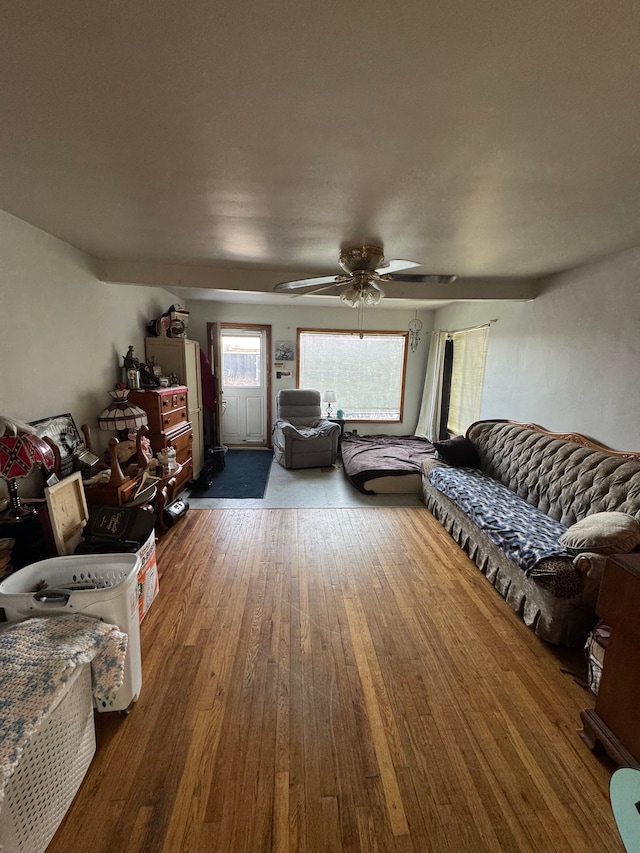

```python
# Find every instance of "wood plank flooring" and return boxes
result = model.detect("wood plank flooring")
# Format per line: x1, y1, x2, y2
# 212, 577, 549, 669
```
47, 508, 624, 852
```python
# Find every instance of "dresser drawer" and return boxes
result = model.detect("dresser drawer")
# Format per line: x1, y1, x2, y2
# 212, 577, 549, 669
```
161, 406, 189, 432
170, 426, 193, 465
175, 459, 193, 492
161, 390, 188, 414
147, 422, 192, 456
127, 388, 189, 433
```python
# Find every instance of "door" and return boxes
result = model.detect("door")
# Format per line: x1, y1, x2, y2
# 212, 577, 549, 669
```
209, 323, 271, 446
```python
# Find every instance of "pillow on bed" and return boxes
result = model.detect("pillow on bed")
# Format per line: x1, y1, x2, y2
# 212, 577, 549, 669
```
433, 436, 481, 468
559, 511, 640, 555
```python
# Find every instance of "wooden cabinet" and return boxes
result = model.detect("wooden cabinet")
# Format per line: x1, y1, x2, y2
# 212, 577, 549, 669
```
144, 337, 204, 478
580, 554, 640, 768
127, 387, 193, 494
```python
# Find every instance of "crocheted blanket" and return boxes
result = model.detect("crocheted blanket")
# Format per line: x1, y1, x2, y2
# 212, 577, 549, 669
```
0, 614, 128, 803
428, 466, 569, 575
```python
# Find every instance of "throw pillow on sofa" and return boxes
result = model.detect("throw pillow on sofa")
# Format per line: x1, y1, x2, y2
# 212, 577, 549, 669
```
559, 511, 640, 555
433, 436, 481, 468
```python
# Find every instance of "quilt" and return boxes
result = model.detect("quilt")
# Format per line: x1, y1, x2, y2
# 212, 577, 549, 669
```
341, 433, 435, 493
428, 466, 570, 574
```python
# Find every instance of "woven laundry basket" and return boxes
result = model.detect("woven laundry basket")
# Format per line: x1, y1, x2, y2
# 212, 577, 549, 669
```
0, 663, 95, 853
0, 553, 142, 712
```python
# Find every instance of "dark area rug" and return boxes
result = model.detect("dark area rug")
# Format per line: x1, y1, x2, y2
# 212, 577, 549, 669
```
188, 449, 273, 499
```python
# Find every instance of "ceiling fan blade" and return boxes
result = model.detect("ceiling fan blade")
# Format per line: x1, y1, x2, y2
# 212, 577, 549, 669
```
291, 281, 350, 298
386, 273, 457, 283
375, 259, 421, 274
274, 274, 347, 292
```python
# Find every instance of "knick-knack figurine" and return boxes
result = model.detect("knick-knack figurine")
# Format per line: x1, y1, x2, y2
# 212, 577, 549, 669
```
122, 346, 141, 389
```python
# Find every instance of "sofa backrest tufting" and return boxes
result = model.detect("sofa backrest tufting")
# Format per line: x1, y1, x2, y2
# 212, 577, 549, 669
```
466, 420, 640, 527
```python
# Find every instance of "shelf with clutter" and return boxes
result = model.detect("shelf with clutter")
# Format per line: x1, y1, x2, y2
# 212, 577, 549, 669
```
0, 394, 187, 577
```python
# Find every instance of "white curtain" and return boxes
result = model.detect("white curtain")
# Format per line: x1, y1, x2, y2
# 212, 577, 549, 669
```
415, 331, 447, 441
447, 325, 489, 435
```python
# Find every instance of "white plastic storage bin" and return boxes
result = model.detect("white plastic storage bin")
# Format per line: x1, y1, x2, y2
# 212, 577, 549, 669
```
0, 663, 95, 853
0, 554, 142, 712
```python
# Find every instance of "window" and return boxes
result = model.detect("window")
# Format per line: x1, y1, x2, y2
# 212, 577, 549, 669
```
298, 329, 408, 421
221, 334, 262, 387
447, 326, 489, 435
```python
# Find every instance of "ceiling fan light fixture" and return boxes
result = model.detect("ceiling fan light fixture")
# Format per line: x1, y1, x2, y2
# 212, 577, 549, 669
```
339, 283, 360, 307
362, 282, 383, 306
339, 281, 383, 307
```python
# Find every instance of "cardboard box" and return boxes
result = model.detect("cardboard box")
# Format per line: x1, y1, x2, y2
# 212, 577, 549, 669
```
137, 531, 159, 622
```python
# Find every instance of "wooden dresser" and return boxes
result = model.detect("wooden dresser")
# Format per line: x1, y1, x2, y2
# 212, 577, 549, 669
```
127, 387, 193, 493
144, 337, 204, 479
580, 553, 640, 768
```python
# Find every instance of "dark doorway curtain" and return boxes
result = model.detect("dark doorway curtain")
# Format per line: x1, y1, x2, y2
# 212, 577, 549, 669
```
439, 338, 454, 440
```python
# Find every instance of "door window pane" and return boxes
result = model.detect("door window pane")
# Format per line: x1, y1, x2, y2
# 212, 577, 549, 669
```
222, 335, 262, 388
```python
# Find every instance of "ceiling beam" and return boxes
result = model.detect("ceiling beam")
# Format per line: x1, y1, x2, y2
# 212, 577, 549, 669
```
99, 260, 541, 302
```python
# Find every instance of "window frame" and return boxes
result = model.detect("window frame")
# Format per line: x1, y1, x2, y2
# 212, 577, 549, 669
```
296, 327, 409, 423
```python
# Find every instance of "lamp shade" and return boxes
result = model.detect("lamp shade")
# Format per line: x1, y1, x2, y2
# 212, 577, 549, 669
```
98, 389, 148, 432
0, 432, 55, 480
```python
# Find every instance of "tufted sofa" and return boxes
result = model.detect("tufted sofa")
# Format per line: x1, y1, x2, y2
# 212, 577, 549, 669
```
421, 420, 640, 646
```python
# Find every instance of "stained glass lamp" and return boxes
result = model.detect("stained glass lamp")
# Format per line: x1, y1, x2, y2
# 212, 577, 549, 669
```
97, 389, 148, 433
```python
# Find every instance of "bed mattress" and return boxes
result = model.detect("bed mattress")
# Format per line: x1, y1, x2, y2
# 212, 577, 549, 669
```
341, 432, 435, 494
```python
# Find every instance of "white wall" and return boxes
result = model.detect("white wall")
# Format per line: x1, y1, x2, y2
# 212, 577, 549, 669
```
4, 205, 638, 457
184, 299, 435, 435
0, 211, 179, 450
434, 247, 640, 450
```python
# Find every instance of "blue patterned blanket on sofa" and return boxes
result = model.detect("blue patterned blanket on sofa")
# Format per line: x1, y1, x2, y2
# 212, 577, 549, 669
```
428, 467, 570, 575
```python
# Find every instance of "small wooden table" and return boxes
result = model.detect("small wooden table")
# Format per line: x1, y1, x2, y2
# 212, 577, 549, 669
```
327, 418, 346, 451
84, 460, 183, 537
580, 554, 640, 768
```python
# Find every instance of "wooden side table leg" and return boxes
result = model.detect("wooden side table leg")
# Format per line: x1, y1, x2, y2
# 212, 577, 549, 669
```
579, 709, 598, 751
156, 484, 169, 535
155, 474, 177, 536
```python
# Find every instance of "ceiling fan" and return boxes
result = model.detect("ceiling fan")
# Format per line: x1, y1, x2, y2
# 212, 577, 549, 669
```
274, 245, 456, 307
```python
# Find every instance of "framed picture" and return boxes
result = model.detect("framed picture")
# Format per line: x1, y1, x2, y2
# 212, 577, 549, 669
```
275, 341, 295, 361
45, 472, 89, 556
30, 413, 85, 478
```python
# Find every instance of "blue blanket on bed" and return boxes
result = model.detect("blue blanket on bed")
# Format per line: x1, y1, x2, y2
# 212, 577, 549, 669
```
428, 467, 569, 575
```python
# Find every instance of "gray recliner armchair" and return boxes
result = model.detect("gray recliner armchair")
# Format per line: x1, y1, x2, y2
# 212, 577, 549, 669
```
272, 389, 341, 469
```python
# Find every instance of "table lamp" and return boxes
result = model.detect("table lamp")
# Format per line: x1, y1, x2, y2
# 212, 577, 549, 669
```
97, 389, 148, 434
323, 391, 336, 418
97, 389, 150, 486
0, 430, 56, 519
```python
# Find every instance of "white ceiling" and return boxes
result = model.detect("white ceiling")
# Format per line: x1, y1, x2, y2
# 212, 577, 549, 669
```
2, 0, 640, 308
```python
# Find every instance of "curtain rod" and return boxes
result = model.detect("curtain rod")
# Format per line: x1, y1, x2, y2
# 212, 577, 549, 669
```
441, 318, 498, 336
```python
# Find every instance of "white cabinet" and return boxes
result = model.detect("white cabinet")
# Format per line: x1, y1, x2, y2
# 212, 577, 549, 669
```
144, 337, 204, 478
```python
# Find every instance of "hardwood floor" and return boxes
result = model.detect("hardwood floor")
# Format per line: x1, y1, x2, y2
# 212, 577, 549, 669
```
48, 508, 623, 852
